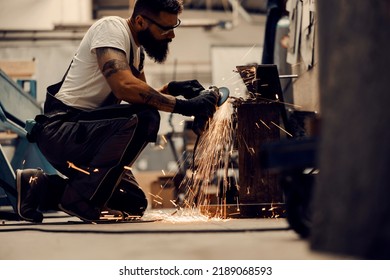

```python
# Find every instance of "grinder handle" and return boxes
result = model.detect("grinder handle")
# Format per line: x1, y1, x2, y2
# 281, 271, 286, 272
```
192, 115, 209, 136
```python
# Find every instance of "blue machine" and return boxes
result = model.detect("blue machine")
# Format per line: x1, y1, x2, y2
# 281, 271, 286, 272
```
0, 69, 56, 212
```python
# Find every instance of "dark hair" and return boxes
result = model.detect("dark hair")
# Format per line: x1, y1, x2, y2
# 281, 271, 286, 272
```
132, 0, 183, 19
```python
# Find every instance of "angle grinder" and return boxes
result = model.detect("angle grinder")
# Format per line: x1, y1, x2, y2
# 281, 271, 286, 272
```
192, 86, 230, 135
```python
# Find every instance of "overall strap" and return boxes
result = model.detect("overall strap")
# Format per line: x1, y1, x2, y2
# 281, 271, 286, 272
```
44, 60, 80, 114
46, 59, 73, 98
61, 60, 73, 82
129, 44, 145, 77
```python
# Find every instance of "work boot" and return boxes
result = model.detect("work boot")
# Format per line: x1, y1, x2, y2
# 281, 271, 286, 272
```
106, 170, 148, 218
16, 168, 46, 223
59, 186, 100, 223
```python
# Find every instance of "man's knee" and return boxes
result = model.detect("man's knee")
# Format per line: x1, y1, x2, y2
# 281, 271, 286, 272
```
139, 109, 160, 140
144, 108, 160, 126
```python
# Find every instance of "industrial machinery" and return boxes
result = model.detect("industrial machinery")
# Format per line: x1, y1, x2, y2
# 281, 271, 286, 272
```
195, 63, 317, 230
188, 65, 289, 218
239, 64, 318, 236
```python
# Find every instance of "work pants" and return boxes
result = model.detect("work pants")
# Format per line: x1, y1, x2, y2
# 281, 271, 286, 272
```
35, 104, 160, 214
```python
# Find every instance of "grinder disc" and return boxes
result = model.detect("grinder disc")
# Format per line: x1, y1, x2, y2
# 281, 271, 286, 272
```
217, 87, 230, 106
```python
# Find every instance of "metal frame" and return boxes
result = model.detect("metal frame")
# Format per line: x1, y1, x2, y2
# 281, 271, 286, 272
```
0, 69, 56, 210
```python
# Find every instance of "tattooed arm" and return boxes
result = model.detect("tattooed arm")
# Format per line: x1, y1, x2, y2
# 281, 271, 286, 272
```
95, 47, 176, 112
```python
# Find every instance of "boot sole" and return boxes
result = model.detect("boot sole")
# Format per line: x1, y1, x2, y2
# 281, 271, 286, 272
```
58, 203, 99, 223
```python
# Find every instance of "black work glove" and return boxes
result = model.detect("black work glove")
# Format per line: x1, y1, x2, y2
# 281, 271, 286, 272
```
173, 88, 218, 117
167, 80, 205, 99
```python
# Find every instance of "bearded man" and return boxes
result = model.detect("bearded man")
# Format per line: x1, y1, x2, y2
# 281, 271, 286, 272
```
17, 0, 218, 223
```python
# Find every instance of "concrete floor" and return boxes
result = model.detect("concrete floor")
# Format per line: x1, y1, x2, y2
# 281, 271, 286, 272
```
0, 208, 344, 260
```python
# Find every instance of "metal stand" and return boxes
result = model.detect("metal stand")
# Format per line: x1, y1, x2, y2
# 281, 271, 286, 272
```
0, 69, 56, 212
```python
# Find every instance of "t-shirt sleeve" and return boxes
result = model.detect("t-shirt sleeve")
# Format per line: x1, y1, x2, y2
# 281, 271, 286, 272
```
89, 18, 129, 55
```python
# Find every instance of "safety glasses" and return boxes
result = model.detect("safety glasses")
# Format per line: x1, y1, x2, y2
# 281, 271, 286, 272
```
141, 15, 181, 35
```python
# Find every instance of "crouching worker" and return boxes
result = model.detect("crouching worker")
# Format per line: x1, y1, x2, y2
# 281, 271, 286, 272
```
17, 0, 218, 223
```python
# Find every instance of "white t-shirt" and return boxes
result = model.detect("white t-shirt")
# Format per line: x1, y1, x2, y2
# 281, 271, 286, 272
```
55, 16, 144, 110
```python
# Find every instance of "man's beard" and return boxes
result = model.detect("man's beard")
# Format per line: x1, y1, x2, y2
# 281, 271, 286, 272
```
138, 28, 171, 63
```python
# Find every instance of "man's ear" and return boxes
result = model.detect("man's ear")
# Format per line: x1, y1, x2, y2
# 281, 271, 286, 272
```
134, 15, 146, 30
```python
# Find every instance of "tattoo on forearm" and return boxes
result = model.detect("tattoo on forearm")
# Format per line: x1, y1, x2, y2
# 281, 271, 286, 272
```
102, 59, 129, 78
140, 92, 153, 104
140, 91, 174, 111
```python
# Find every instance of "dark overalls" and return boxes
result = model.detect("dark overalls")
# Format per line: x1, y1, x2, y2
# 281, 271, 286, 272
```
30, 47, 159, 217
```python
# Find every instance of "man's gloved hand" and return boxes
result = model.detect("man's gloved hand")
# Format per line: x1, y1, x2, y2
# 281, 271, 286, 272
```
167, 80, 205, 99
173, 88, 218, 117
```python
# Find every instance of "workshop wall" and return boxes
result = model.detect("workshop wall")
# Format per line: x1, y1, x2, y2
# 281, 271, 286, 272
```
0, 0, 92, 30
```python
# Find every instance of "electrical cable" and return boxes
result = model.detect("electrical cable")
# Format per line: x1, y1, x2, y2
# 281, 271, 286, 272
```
0, 226, 290, 234
190, 133, 201, 205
